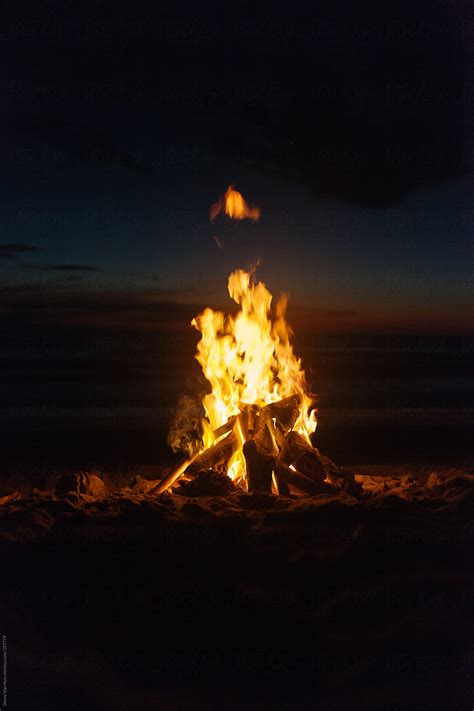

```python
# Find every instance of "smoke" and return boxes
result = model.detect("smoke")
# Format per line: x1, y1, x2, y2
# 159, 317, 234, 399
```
167, 393, 205, 456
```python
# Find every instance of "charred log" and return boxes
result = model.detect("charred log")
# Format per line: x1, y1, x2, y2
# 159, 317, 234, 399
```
273, 467, 290, 496
212, 416, 237, 439
279, 431, 316, 461
263, 394, 305, 429
150, 432, 236, 495
278, 432, 326, 482
275, 463, 337, 496
294, 452, 327, 482
211, 393, 317, 442
307, 447, 362, 497
243, 439, 275, 494
243, 404, 260, 436
187, 432, 236, 474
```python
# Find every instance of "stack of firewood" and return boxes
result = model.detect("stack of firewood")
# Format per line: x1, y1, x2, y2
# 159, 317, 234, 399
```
153, 394, 360, 497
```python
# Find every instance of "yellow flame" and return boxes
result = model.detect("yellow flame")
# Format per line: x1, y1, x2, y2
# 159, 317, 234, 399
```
191, 269, 317, 485
226, 416, 247, 488
209, 185, 261, 222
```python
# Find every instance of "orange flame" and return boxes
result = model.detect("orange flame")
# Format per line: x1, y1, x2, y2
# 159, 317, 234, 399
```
209, 185, 261, 222
191, 269, 317, 487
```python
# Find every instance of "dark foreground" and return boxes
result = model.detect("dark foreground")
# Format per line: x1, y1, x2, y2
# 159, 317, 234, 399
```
1, 467, 473, 710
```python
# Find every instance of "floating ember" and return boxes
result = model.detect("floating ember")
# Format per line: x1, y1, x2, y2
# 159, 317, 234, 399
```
155, 268, 341, 496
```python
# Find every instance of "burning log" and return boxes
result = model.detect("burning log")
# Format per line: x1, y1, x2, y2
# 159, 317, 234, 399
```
213, 394, 317, 441
253, 407, 273, 444
243, 406, 278, 494
160, 396, 320, 496
265, 393, 316, 430
150, 432, 236, 495
243, 439, 275, 494
187, 432, 236, 474
149, 458, 193, 496
273, 468, 290, 496
242, 404, 260, 436
277, 431, 305, 464
155, 398, 328, 497
212, 416, 237, 439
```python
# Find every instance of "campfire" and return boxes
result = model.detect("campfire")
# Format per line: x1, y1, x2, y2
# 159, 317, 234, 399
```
155, 266, 356, 498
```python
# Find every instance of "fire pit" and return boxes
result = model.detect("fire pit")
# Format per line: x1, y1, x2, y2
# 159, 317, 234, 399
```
154, 268, 356, 498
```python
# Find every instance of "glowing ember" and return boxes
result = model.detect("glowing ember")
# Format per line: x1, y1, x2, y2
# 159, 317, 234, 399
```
190, 269, 317, 488
209, 185, 261, 222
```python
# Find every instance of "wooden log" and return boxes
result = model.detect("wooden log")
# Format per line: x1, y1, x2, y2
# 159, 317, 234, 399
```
277, 431, 325, 483
273, 466, 290, 496
262, 393, 318, 417
149, 457, 194, 495
295, 452, 327, 483
263, 394, 300, 430
235, 406, 273, 451
187, 432, 236, 474
243, 439, 275, 494
211, 391, 317, 439
212, 416, 237, 439
276, 463, 337, 496
150, 432, 236, 495
278, 431, 313, 460
265, 392, 317, 426
244, 404, 260, 435
315, 449, 362, 496
263, 393, 299, 415
212, 392, 317, 441
270, 420, 287, 450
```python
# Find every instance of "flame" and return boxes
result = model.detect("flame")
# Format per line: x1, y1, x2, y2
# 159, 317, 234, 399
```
209, 185, 261, 222
191, 269, 317, 487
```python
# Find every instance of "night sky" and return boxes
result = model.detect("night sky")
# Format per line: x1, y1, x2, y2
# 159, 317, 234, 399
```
1, 0, 472, 333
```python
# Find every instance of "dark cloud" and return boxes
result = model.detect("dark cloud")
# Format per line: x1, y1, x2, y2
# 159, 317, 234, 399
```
0, 244, 39, 259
